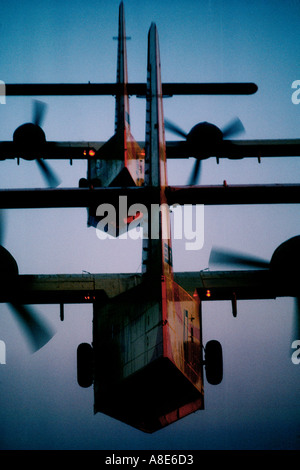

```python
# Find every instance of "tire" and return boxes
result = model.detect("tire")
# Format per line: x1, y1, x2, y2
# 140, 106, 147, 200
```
79, 178, 89, 188
205, 340, 223, 385
77, 343, 93, 388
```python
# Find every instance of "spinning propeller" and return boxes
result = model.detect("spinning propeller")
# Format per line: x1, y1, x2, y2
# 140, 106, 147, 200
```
209, 236, 300, 341
165, 117, 245, 185
209, 247, 269, 269
13, 100, 60, 187
0, 211, 54, 351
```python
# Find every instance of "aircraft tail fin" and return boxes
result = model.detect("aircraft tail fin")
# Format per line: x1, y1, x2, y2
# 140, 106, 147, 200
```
142, 23, 173, 278
86, 1, 143, 203
115, 1, 130, 133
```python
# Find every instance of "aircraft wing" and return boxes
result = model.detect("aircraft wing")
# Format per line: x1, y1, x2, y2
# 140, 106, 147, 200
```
0, 269, 291, 306
0, 273, 143, 305
166, 139, 300, 159
166, 184, 300, 205
174, 269, 292, 301
0, 141, 101, 160
2, 138, 299, 161
5, 82, 258, 97
0, 184, 299, 209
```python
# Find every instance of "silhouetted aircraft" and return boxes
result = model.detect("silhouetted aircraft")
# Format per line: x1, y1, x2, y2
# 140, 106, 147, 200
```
0, 2, 299, 432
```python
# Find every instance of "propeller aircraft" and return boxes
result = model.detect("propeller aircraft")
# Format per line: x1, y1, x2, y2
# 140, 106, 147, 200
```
0, 2, 299, 432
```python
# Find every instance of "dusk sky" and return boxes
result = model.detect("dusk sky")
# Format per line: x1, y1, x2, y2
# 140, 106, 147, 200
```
0, 0, 299, 450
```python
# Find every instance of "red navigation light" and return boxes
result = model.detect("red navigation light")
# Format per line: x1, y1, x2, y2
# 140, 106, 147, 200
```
206, 289, 211, 298
89, 149, 96, 157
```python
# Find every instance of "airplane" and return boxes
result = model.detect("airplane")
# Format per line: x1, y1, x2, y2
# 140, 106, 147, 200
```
0, 2, 299, 432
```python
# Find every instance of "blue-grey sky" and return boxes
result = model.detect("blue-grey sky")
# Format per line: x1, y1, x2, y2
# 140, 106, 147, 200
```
0, 0, 299, 450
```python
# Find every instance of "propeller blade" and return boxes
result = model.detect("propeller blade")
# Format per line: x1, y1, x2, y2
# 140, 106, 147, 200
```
36, 159, 60, 188
10, 303, 54, 352
32, 100, 47, 127
222, 118, 245, 139
32, 100, 60, 187
164, 119, 187, 139
188, 159, 201, 185
209, 247, 270, 269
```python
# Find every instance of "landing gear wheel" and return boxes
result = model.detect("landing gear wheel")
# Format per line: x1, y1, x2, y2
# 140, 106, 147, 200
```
77, 343, 93, 388
79, 178, 89, 188
205, 340, 223, 385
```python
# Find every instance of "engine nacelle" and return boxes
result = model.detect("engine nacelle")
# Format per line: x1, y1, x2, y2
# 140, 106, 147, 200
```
270, 236, 300, 293
0, 246, 19, 278
13, 123, 46, 159
186, 122, 223, 158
